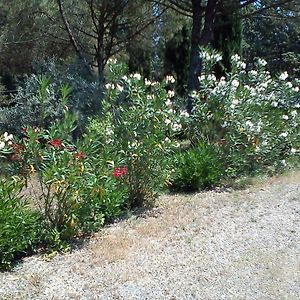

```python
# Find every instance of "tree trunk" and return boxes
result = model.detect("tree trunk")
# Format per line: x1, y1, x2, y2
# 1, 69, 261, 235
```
96, 17, 105, 86
187, 0, 203, 99
187, 0, 217, 112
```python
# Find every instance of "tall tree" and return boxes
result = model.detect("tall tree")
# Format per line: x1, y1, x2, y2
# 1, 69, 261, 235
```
155, 0, 295, 110
243, 0, 300, 77
46, 0, 164, 84
212, 0, 242, 78
164, 25, 190, 95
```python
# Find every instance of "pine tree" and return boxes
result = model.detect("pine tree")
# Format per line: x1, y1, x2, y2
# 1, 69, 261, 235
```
212, 0, 242, 78
164, 25, 190, 95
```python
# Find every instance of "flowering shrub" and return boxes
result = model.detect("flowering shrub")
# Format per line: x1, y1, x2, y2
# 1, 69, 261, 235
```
188, 48, 300, 176
88, 60, 180, 206
1, 54, 299, 266
0, 79, 128, 244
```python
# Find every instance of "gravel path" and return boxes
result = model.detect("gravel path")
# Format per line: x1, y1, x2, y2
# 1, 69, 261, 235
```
1, 172, 300, 300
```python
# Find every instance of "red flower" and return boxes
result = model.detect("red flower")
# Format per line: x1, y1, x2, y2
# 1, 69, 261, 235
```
113, 166, 128, 178
74, 151, 85, 160
49, 139, 62, 148
121, 166, 128, 175
11, 142, 25, 154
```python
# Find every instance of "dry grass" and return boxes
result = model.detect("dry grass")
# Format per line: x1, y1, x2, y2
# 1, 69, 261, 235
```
86, 169, 300, 267
0, 170, 299, 299
89, 232, 135, 263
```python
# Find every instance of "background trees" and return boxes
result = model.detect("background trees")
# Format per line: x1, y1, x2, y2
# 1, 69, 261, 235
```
244, 0, 300, 77
0, 0, 299, 105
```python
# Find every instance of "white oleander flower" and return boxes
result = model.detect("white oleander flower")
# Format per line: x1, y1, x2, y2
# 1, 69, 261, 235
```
231, 54, 241, 62
291, 110, 298, 118
105, 83, 114, 90
3, 132, 13, 141
260, 82, 268, 89
165, 75, 175, 83
190, 90, 198, 98
207, 74, 216, 82
180, 110, 190, 118
257, 58, 267, 66
145, 78, 152, 86
172, 123, 182, 131
133, 73, 141, 80
291, 148, 297, 154
237, 61, 246, 69
279, 132, 288, 138
151, 81, 159, 86
0, 141, 5, 150
167, 90, 175, 98
279, 71, 288, 81
107, 58, 117, 64
214, 54, 223, 62
231, 79, 240, 88
165, 99, 172, 107
256, 125, 261, 133
282, 115, 289, 120
232, 99, 239, 105
245, 120, 254, 129
249, 70, 258, 76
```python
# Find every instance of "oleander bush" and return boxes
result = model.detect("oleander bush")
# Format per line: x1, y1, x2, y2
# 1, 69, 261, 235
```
89, 59, 180, 207
5, 83, 128, 242
169, 142, 223, 192
187, 48, 300, 178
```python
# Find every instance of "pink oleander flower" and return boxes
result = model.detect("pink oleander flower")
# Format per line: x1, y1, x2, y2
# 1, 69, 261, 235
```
113, 166, 128, 178
49, 139, 62, 148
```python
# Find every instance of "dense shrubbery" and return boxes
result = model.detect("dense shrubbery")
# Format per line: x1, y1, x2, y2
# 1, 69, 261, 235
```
0, 51, 299, 269
187, 49, 300, 177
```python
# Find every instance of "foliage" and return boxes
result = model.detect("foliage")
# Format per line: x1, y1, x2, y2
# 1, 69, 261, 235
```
89, 60, 180, 207
243, 0, 300, 78
1, 79, 128, 244
0, 60, 102, 134
0, 177, 43, 270
169, 142, 223, 192
1, 50, 300, 267
189, 48, 300, 176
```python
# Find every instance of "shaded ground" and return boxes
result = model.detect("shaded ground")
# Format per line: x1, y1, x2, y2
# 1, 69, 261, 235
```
0, 171, 299, 299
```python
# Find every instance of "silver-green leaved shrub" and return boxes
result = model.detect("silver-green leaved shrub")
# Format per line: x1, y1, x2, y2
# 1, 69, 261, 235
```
188, 48, 300, 176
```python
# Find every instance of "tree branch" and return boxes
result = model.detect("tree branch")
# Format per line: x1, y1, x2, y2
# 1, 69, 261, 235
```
56, 0, 93, 75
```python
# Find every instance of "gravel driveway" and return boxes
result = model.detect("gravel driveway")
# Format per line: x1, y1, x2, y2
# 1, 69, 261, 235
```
1, 172, 299, 300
